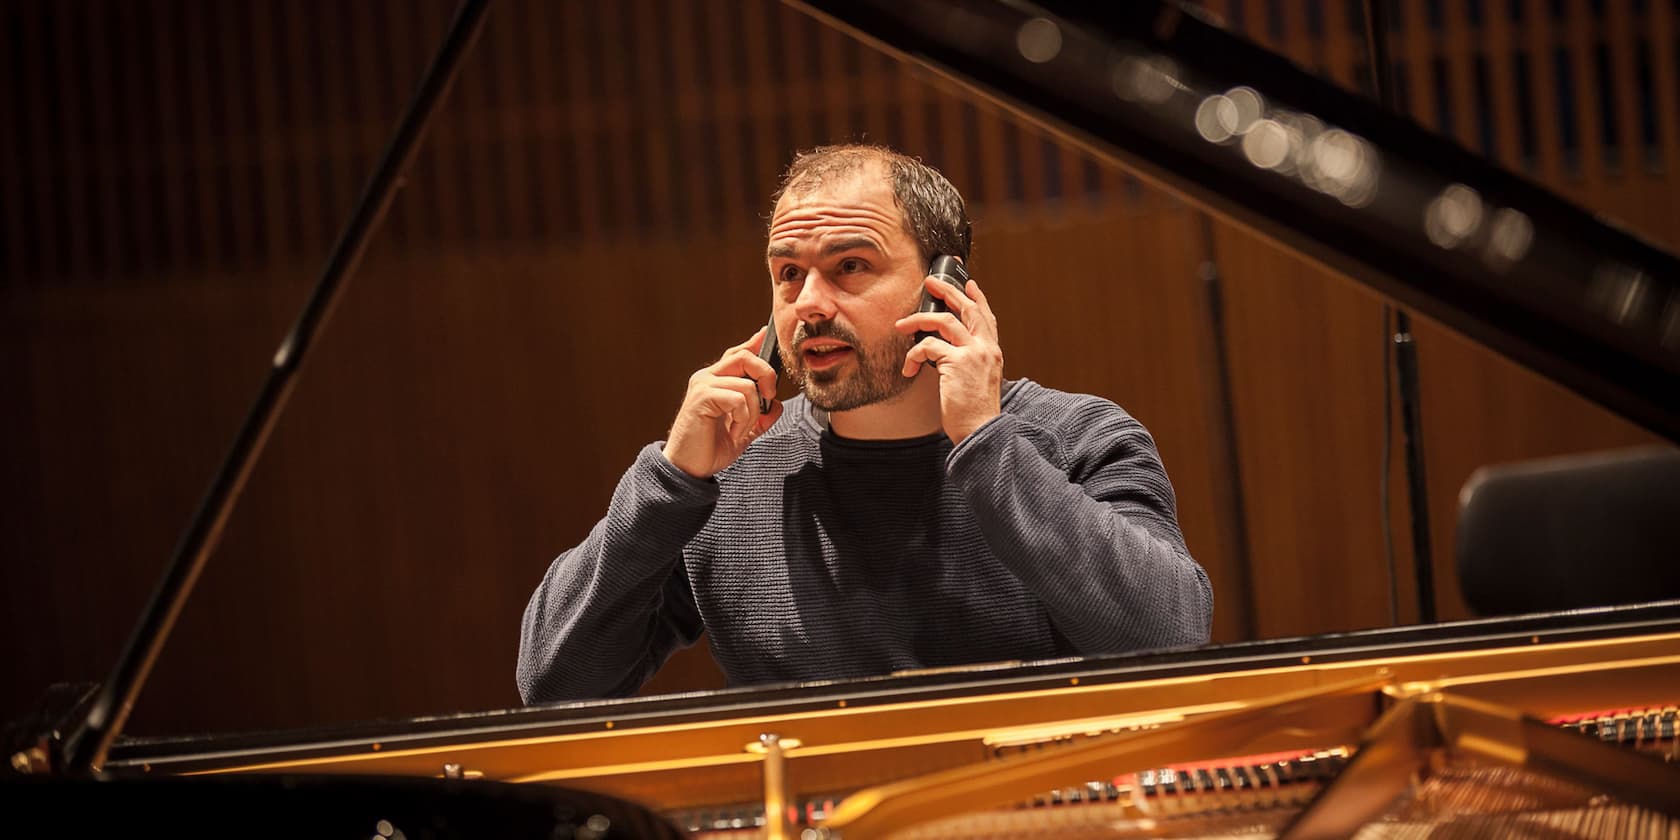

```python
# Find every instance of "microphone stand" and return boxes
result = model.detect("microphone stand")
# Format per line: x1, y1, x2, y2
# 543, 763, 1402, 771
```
52, 0, 492, 775
1361, 0, 1436, 624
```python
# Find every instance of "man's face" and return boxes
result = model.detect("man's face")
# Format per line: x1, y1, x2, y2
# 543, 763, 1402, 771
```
766, 166, 925, 412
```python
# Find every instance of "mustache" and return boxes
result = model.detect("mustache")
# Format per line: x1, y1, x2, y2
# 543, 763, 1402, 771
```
793, 320, 860, 349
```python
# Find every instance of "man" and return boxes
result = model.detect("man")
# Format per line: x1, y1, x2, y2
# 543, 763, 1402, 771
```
518, 145, 1212, 702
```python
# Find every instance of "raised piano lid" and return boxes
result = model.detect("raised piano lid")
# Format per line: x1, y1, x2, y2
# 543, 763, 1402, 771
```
107, 600, 1680, 808
788, 0, 1680, 440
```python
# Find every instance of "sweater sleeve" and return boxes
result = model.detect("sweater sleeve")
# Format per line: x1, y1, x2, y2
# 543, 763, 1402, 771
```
517, 443, 718, 702
945, 401, 1213, 654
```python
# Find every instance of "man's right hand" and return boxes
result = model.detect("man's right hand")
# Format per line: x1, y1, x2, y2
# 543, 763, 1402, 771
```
662, 327, 783, 478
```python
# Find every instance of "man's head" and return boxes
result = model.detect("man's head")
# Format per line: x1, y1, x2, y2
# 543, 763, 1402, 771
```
773, 145, 971, 267
765, 145, 969, 412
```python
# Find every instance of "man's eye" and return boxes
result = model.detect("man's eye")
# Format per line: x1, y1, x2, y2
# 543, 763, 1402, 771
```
839, 258, 866, 273
778, 265, 803, 283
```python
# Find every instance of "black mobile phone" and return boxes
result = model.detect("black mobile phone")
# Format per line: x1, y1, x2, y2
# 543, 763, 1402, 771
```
755, 313, 781, 413
915, 254, 969, 344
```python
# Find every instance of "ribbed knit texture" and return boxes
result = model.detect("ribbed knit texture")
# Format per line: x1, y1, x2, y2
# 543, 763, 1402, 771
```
518, 379, 1213, 702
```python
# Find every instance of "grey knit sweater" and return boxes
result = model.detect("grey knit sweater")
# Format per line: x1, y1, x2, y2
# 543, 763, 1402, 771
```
518, 379, 1213, 702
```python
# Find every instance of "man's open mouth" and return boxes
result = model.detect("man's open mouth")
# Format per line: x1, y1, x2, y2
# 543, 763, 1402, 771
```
801, 343, 854, 369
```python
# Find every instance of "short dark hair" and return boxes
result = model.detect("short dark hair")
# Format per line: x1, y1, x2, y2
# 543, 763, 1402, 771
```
772, 144, 971, 264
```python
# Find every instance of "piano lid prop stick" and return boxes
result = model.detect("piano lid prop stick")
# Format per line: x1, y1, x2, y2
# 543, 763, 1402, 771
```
56, 0, 494, 777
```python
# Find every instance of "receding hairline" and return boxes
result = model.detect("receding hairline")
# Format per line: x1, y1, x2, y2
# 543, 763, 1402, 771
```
771, 157, 901, 226
777, 149, 896, 196
770, 153, 913, 246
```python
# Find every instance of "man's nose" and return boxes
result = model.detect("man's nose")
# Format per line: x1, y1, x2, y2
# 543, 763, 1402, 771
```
792, 268, 838, 322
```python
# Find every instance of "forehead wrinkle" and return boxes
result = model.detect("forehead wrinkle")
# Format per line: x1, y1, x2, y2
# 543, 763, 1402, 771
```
769, 181, 901, 227
766, 172, 908, 262
768, 236, 881, 260
766, 209, 902, 259
817, 235, 883, 257
766, 230, 892, 264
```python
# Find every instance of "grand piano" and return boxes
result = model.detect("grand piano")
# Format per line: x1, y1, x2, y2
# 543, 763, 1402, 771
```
14, 1, 1680, 837
93, 603, 1680, 837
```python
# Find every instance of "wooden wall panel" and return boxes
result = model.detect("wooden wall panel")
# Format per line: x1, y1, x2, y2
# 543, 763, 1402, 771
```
2, 0, 1676, 737
1211, 224, 1407, 635
1522, 0, 1569, 185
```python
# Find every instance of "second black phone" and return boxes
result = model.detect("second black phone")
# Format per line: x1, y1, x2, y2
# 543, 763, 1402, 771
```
915, 254, 969, 344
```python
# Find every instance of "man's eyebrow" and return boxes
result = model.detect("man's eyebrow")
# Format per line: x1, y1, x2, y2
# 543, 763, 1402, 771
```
822, 236, 882, 257
766, 237, 883, 261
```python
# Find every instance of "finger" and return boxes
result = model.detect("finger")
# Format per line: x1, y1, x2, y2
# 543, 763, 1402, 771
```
902, 337, 952, 376
692, 386, 746, 445
705, 330, 780, 415
701, 375, 763, 412
720, 375, 766, 433
714, 325, 772, 373
712, 344, 779, 382
753, 398, 784, 435
894, 311, 969, 344
964, 279, 1000, 337
734, 325, 770, 354
755, 356, 779, 403
923, 274, 975, 317
693, 375, 757, 424
694, 382, 748, 419
701, 385, 755, 443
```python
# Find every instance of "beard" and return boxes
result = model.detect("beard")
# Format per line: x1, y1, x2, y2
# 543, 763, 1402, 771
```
782, 319, 918, 412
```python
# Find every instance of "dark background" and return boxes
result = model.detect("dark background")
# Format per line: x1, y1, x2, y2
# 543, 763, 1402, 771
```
2, 0, 1670, 736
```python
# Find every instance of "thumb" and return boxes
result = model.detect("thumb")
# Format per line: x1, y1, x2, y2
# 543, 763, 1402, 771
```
754, 399, 784, 435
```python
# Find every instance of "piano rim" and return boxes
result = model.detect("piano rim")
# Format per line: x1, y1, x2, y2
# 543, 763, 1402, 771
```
104, 600, 1680, 776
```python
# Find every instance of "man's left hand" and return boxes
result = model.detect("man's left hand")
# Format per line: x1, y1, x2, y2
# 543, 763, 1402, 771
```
896, 275, 1004, 446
